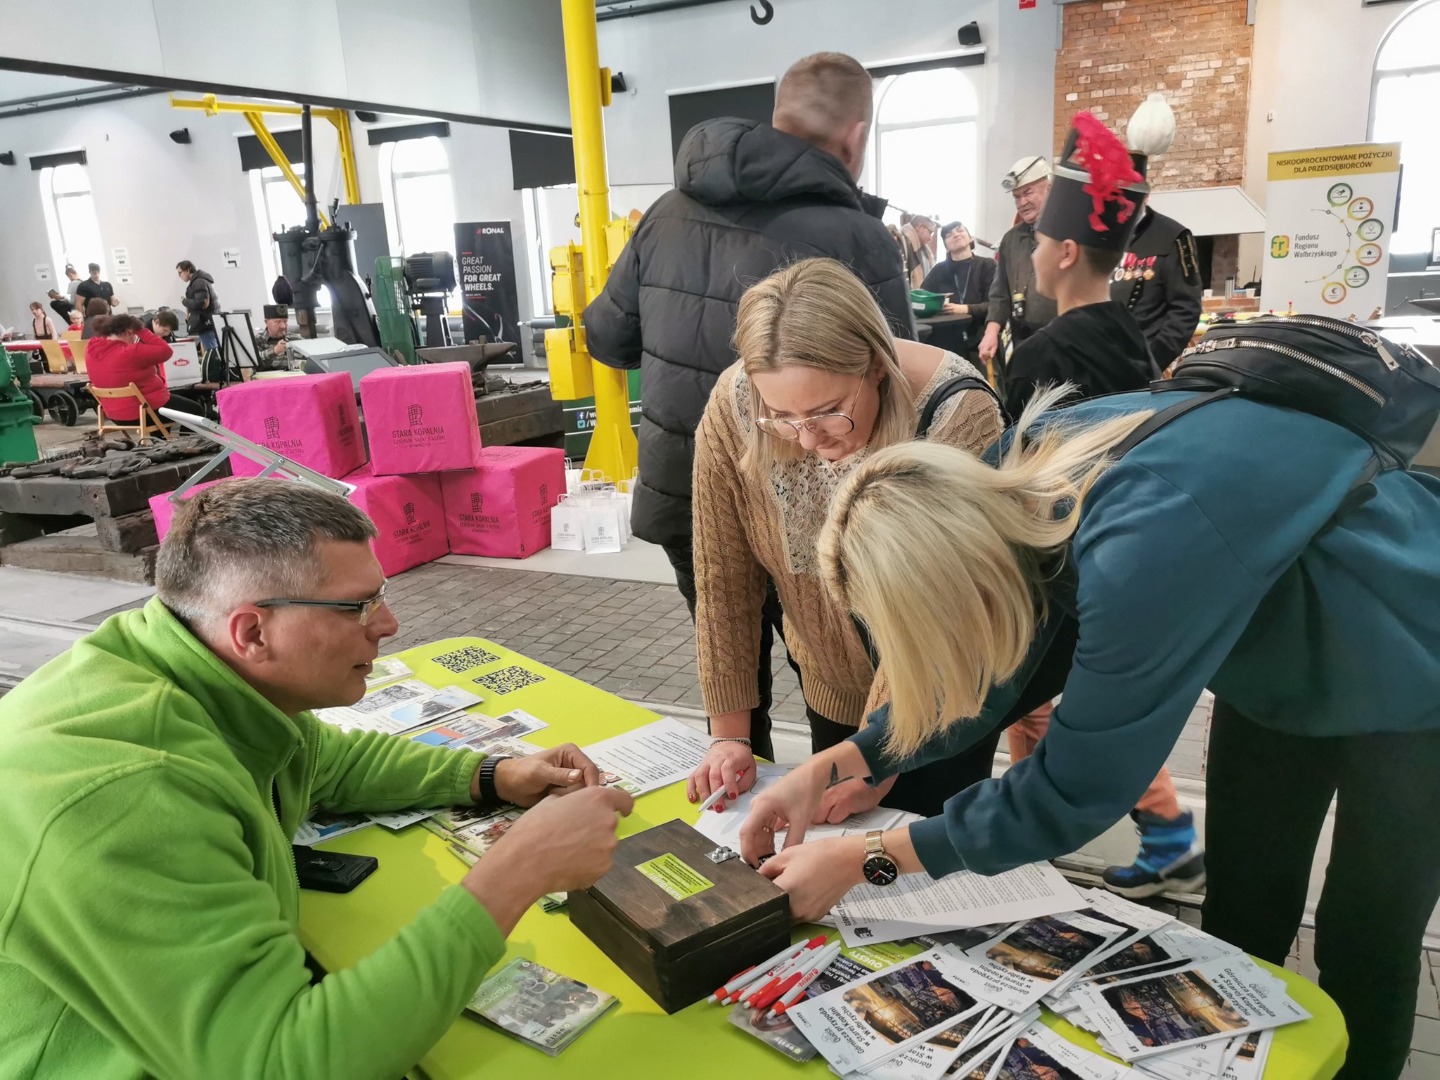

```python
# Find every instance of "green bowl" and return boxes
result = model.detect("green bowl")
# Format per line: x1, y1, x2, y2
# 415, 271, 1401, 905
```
910, 289, 947, 316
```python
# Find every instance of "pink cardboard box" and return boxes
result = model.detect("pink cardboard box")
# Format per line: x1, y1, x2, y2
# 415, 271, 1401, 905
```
360, 361, 482, 476
148, 479, 229, 543
344, 465, 448, 576
218, 372, 365, 480
441, 446, 565, 559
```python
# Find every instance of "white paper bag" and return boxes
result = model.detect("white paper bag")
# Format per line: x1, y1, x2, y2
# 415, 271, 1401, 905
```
550, 496, 585, 551
582, 500, 624, 554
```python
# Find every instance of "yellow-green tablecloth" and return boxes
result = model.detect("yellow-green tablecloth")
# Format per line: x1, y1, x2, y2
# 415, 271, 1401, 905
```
298, 637, 1347, 1079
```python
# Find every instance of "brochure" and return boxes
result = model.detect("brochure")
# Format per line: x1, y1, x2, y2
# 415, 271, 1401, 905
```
950, 911, 1124, 1012
464, 957, 616, 1055
364, 657, 412, 688
1221, 1029, 1273, 1080
293, 810, 372, 846
367, 808, 440, 830
991, 1022, 1132, 1080
786, 949, 986, 1074
408, 708, 546, 752
1067, 956, 1309, 1060
858, 1006, 998, 1080
582, 716, 711, 795
832, 861, 1085, 948
316, 680, 482, 736
425, 807, 523, 858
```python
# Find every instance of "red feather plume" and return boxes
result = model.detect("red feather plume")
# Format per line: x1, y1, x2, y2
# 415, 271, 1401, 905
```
1071, 111, 1143, 233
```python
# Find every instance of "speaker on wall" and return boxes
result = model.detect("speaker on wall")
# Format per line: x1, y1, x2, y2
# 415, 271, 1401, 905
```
957, 21, 982, 47
169, 128, 191, 144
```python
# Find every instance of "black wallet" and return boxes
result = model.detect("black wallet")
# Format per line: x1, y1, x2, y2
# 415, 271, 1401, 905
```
293, 845, 378, 893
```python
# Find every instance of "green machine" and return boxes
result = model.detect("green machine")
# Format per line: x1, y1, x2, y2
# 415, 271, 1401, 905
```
0, 351, 41, 464
373, 256, 419, 365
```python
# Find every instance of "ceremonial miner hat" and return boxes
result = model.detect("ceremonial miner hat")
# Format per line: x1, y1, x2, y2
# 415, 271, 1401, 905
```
263, 304, 289, 319
1002, 156, 1051, 191
1036, 112, 1150, 254
1125, 92, 1178, 181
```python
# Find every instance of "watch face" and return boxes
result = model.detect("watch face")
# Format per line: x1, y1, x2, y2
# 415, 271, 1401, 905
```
863, 855, 899, 887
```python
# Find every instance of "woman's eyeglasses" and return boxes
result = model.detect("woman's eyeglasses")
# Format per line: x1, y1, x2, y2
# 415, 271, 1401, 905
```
755, 376, 865, 442
254, 581, 389, 625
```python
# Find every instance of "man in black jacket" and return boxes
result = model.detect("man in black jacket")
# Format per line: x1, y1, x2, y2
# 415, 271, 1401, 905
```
978, 157, 1058, 374
177, 260, 220, 356
583, 51, 912, 757
1110, 208, 1203, 372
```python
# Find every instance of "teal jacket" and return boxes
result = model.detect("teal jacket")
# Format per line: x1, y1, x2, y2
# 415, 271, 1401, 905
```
0, 599, 504, 1079
851, 392, 1440, 877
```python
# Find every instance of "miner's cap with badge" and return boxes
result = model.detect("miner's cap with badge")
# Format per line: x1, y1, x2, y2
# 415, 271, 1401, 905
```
1002, 155, 1051, 192
263, 304, 289, 320
1036, 111, 1151, 253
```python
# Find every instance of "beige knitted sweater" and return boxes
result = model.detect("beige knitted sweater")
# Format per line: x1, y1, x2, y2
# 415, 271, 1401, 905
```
692, 352, 1004, 729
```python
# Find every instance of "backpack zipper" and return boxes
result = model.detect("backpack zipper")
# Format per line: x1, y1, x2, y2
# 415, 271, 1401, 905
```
1184, 336, 1386, 406
1252, 314, 1399, 371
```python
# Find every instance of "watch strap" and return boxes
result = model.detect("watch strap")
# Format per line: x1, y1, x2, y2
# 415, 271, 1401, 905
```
477, 755, 510, 807
864, 829, 887, 857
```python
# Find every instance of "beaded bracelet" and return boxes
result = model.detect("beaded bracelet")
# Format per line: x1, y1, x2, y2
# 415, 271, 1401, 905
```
710, 736, 752, 747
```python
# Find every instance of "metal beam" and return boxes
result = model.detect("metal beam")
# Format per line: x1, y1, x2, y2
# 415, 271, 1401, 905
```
241, 110, 329, 228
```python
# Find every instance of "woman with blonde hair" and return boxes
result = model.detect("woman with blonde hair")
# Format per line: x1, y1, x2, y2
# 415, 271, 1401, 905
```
685, 256, 1002, 819
740, 385, 1440, 1078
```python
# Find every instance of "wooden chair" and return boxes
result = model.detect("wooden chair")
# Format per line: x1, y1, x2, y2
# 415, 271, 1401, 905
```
69, 338, 87, 374
61, 328, 81, 343
39, 339, 71, 374
90, 384, 172, 443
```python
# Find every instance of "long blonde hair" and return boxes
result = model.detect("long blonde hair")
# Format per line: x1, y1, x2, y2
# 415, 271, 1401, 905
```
733, 257, 915, 479
816, 386, 1152, 760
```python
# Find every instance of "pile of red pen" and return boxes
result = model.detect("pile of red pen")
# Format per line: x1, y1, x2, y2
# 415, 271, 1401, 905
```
706, 935, 843, 1015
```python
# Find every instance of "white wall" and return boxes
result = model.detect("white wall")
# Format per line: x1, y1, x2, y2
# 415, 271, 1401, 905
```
594, 0, 1059, 245
0, 0, 569, 127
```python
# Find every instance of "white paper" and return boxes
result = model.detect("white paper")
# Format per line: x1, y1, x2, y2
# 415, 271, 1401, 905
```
582, 716, 711, 795
1068, 956, 1310, 1061
293, 811, 372, 846
367, 808, 440, 830
365, 657, 412, 688
1074, 923, 1244, 987
833, 861, 1084, 947
1220, 1029, 1272, 1080
949, 911, 1124, 1012
858, 1006, 997, 1080
991, 1023, 1132, 1080
315, 680, 482, 736
787, 950, 986, 1074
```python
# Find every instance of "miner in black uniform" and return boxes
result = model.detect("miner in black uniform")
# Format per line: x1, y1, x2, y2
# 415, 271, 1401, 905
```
1001, 113, 1155, 419
1110, 94, 1204, 371
254, 304, 297, 373
978, 156, 1058, 375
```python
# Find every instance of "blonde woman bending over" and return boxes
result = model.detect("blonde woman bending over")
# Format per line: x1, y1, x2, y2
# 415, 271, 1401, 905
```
685, 257, 1002, 820
739, 385, 1440, 1079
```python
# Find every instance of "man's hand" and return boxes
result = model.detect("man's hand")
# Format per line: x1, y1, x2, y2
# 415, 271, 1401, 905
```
978, 323, 1001, 365
942, 302, 970, 317
760, 836, 866, 923
274, 339, 287, 354
813, 774, 893, 825
479, 743, 600, 808
462, 786, 634, 934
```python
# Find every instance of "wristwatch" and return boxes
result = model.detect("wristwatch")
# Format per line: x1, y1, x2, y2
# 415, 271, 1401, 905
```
862, 830, 899, 887
476, 755, 511, 807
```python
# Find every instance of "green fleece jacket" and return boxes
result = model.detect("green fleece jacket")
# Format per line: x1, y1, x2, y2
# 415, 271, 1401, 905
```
0, 598, 505, 1079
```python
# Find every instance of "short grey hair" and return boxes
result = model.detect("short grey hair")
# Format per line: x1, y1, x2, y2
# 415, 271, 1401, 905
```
155, 479, 378, 624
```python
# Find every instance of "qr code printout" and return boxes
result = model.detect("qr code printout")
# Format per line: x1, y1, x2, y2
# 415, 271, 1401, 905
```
474, 666, 545, 695
431, 646, 501, 674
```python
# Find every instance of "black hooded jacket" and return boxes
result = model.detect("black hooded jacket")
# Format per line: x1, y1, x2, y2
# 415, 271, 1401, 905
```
181, 270, 219, 335
582, 117, 914, 548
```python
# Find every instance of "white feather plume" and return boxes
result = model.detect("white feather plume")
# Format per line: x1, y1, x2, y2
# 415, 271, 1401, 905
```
1126, 92, 1177, 157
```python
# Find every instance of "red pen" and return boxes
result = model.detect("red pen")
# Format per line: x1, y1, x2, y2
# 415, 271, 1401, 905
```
714, 936, 821, 1004
774, 942, 844, 1014
739, 935, 827, 1007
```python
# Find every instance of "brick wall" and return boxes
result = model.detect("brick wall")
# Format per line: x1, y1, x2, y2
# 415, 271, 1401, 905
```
1054, 0, 1253, 190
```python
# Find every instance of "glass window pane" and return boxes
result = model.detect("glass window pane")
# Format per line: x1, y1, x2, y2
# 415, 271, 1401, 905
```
1373, 71, 1440, 253
51, 162, 90, 195
395, 173, 458, 259
877, 121, 979, 232
1376, 4, 1440, 71
55, 193, 104, 271
392, 135, 449, 175
265, 173, 306, 234
876, 69, 979, 125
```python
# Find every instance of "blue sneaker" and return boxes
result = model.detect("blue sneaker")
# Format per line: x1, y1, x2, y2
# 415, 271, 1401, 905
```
1101, 810, 1206, 899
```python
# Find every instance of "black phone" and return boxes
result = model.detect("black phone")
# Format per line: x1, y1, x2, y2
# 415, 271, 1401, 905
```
293, 846, 378, 893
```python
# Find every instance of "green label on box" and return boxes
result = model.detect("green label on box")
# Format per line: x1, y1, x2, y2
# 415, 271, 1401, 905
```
635, 853, 714, 901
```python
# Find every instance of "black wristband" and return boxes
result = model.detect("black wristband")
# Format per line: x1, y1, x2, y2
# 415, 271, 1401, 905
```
477, 756, 510, 807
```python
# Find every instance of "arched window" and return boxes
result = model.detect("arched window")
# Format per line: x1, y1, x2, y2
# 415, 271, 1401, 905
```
40, 162, 104, 278
1370, 0, 1440, 254
248, 164, 332, 309
868, 68, 982, 233
380, 136, 458, 262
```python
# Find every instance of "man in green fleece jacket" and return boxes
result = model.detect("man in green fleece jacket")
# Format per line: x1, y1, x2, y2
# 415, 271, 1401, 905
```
0, 479, 634, 1079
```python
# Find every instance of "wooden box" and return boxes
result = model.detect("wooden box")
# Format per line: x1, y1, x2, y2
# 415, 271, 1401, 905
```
568, 820, 791, 1013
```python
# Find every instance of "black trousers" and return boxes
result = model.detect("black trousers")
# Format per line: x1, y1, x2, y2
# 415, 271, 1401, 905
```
1202, 701, 1440, 1079
663, 540, 785, 763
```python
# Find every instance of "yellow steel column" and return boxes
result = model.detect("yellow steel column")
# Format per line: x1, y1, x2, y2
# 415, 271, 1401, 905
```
329, 109, 363, 205
561, 0, 637, 482
242, 111, 330, 228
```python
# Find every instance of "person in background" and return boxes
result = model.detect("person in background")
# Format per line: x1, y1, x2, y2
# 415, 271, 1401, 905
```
978, 158, 1057, 375
996, 113, 1202, 897
254, 304, 296, 372
901, 214, 937, 288
47, 290, 75, 326
584, 52, 914, 765
28, 302, 58, 341
0, 479, 634, 1079
75, 263, 115, 310
150, 309, 181, 343
67, 308, 85, 330
1111, 94, 1204, 372
79, 298, 109, 340
83, 313, 206, 421
919, 222, 996, 362
685, 258, 1002, 820
63, 265, 81, 306
177, 260, 220, 356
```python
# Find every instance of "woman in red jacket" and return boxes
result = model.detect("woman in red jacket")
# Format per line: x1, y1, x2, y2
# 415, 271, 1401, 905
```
85, 314, 205, 423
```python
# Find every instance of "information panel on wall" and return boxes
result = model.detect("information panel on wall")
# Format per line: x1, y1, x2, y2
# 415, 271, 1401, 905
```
454, 221, 521, 345
1263, 142, 1401, 319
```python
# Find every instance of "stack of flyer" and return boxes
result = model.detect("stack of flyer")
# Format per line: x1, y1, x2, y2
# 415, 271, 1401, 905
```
740, 889, 1306, 1080
465, 958, 617, 1054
